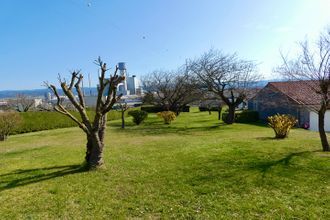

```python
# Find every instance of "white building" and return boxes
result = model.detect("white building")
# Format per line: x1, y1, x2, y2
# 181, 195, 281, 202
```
309, 111, 330, 131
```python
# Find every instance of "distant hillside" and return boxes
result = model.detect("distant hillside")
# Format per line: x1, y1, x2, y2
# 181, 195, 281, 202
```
0, 88, 99, 99
0, 79, 282, 99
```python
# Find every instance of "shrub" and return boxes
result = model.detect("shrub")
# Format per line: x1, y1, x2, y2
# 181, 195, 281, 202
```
0, 112, 22, 141
141, 105, 164, 113
181, 106, 190, 112
268, 114, 297, 139
222, 110, 259, 123
141, 105, 190, 113
199, 106, 220, 112
128, 110, 148, 125
157, 111, 176, 124
235, 110, 259, 123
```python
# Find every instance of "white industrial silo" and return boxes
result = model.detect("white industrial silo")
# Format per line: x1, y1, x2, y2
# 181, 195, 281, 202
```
118, 62, 129, 95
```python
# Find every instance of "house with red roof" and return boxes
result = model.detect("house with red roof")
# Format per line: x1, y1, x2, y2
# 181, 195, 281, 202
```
248, 81, 330, 131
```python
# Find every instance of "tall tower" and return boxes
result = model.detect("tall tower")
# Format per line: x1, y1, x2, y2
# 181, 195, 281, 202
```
118, 62, 128, 95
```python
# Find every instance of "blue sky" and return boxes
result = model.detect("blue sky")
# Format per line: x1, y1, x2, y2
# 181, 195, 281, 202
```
1, 0, 330, 90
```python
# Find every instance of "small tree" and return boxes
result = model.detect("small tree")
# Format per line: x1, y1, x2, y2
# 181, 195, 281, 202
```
276, 28, 330, 151
117, 102, 129, 128
0, 112, 22, 141
268, 114, 297, 139
206, 103, 212, 115
46, 57, 125, 169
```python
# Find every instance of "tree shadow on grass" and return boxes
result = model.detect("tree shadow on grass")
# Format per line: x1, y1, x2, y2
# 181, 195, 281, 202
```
180, 150, 318, 194
110, 119, 232, 136
116, 124, 227, 136
248, 151, 315, 177
0, 165, 87, 192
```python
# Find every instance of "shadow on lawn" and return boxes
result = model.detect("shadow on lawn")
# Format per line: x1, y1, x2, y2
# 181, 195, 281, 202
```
182, 150, 317, 192
110, 119, 230, 136
0, 165, 86, 192
248, 151, 315, 177
122, 124, 225, 136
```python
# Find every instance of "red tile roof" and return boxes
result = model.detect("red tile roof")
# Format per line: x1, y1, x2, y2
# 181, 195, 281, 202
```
268, 80, 321, 106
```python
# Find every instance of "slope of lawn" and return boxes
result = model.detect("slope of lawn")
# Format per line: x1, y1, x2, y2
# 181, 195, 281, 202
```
0, 108, 329, 219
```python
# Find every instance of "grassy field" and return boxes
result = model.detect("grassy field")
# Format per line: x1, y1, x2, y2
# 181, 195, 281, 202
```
0, 108, 329, 219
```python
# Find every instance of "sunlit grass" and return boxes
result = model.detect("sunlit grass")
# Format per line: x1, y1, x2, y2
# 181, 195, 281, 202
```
0, 108, 329, 219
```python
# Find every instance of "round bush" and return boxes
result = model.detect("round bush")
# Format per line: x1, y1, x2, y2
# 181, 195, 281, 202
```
157, 111, 176, 124
268, 114, 297, 139
128, 110, 148, 125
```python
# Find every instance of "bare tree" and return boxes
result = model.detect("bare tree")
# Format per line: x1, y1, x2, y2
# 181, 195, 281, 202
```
276, 28, 330, 152
189, 49, 260, 124
8, 94, 35, 112
46, 57, 125, 169
117, 102, 129, 129
142, 67, 201, 115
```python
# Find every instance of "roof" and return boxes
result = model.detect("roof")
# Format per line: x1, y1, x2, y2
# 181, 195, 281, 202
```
267, 80, 321, 106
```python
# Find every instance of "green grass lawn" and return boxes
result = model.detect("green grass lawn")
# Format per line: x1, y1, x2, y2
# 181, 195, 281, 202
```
0, 108, 329, 219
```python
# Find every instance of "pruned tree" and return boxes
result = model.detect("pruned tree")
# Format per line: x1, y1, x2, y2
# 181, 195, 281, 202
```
142, 67, 201, 115
188, 49, 260, 124
117, 102, 129, 129
8, 94, 35, 112
276, 28, 330, 151
46, 57, 125, 169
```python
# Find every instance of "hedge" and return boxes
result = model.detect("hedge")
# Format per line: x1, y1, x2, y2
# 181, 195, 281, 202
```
222, 110, 259, 123
141, 105, 190, 113
11, 109, 133, 135
181, 106, 190, 112
141, 105, 164, 113
199, 106, 221, 112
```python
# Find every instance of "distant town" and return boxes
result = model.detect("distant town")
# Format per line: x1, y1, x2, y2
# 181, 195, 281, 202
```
0, 62, 144, 112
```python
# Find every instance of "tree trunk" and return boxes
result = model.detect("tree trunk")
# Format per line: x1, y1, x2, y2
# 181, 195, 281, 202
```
89, 133, 104, 168
224, 105, 235, 124
318, 107, 330, 151
218, 107, 222, 120
121, 111, 125, 129
98, 114, 107, 144
85, 114, 107, 169
85, 136, 92, 162
0, 134, 7, 141
174, 107, 180, 116
85, 133, 105, 168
